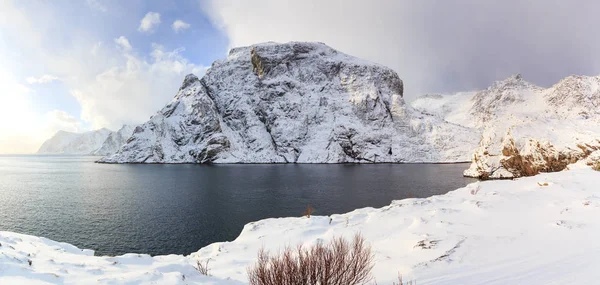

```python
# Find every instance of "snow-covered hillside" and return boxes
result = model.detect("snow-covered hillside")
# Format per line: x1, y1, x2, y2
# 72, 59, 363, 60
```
37, 126, 135, 156
93, 125, 135, 156
37, 129, 112, 155
411, 74, 600, 179
2, 163, 600, 284
100, 42, 478, 164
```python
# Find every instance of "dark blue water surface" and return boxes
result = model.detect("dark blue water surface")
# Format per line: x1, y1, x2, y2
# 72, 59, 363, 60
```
0, 155, 476, 256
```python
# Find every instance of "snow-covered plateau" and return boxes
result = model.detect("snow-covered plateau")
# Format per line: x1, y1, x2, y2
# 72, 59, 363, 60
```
37, 125, 135, 156
2, 161, 600, 284
99, 42, 478, 164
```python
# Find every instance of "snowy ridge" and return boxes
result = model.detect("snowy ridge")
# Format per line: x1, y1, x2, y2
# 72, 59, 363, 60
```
411, 74, 600, 178
93, 125, 136, 156
37, 126, 135, 156
2, 164, 600, 284
100, 42, 478, 164
37, 129, 112, 155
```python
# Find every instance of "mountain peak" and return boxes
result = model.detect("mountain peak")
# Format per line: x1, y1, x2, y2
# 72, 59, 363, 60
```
179, 74, 200, 90
488, 74, 537, 91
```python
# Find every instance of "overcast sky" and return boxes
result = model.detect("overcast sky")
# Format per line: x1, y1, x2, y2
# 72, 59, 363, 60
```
2, 0, 600, 153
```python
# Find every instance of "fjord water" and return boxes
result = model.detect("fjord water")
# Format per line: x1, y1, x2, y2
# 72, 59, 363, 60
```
0, 155, 476, 256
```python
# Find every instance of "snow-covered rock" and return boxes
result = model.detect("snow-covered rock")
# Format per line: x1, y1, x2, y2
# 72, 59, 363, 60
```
37, 126, 135, 156
100, 42, 478, 164
93, 125, 136, 156
411, 74, 600, 179
3, 165, 600, 284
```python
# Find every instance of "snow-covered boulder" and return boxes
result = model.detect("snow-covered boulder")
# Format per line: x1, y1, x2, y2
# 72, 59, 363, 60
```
100, 42, 478, 164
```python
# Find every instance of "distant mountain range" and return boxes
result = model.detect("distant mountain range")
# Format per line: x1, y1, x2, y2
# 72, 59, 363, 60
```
37, 125, 135, 156
39, 42, 599, 179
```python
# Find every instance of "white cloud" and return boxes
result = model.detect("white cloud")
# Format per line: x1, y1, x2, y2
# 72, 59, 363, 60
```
202, 0, 600, 98
70, 44, 207, 130
172, 20, 191, 33
90, 41, 103, 56
86, 0, 107, 12
26, 74, 60, 84
0, 70, 82, 153
138, 12, 161, 33
43, 110, 84, 134
114, 36, 132, 52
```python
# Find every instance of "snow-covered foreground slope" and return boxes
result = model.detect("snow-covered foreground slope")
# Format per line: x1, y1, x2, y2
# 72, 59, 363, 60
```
100, 42, 477, 164
37, 126, 135, 156
3, 164, 600, 284
411, 74, 600, 178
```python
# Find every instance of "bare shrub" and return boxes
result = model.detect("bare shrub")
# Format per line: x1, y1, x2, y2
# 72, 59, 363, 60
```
593, 162, 600, 171
303, 205, 314, 218
470, 184, 480, 195
247, 233, 374, 285
196, 259, 210, 276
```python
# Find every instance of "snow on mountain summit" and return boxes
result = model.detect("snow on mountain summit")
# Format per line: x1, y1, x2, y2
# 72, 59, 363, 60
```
100, 42, 478, 163
470, 74, 544, 126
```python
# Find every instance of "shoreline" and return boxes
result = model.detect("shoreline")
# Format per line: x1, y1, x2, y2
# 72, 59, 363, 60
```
2, 164, 598, 284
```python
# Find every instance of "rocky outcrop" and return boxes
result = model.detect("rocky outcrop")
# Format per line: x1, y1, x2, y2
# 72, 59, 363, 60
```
99, 42, 478, 164
464, 128, 600, 179
412, 74, 600, 179
411, 75, 600, 179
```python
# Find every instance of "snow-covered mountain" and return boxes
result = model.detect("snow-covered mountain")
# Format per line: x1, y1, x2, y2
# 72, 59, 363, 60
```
37, 129, 113, 155
37, 125, 135, 156
93, 125, 136, 156
411, 74, 600, 179
100, 42, 478, 164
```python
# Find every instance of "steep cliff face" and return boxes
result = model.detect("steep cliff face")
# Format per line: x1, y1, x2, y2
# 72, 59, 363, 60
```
93, 125, 136, 156
100, 42, 478, 164
412, 74, 600, 179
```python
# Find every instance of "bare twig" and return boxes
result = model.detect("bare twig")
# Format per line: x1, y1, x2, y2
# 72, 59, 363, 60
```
247, 233, 374, 285
196, 259, 210, 276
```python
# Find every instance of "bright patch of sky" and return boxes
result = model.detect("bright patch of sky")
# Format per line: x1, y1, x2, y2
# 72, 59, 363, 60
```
0, 0, 228, 153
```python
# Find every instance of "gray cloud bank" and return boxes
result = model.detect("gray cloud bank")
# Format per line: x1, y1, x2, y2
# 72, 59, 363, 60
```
203, 0, 600, 99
